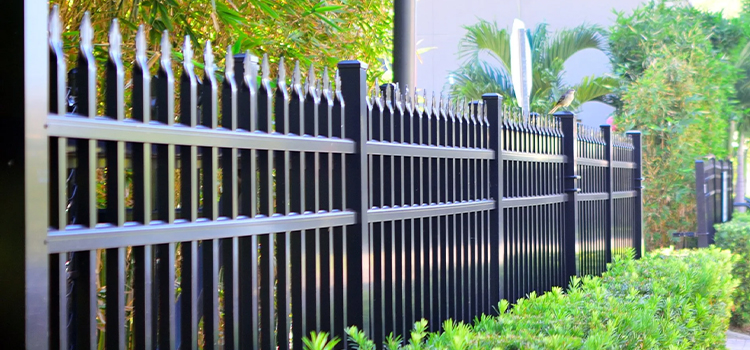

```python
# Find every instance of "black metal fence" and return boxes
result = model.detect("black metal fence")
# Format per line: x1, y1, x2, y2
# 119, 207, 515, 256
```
4, 9, 643, 350
694, 158, 734, 247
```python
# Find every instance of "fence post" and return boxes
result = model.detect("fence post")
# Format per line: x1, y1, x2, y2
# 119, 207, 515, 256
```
482, 93, 504, 307
695, 160, 709, 248
1, 1, 50, 349
601, 125, 614, 263
627, 131, 644, 257
337, 60, 371, 335
729, 160, 734, 221
557, 111, 580, 280
712, 158, 719, 244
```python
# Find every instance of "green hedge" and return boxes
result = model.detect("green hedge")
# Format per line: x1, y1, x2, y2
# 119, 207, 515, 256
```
716, 212, 750, 329
315, 247, 736, 350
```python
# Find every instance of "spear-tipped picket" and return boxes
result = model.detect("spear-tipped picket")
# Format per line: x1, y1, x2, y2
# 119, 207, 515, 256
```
160, 30, 171, 67
202, 40, 218, 129
322, 67, 330, 94
109, 19, 122, 63
157, 31, 175, 125
243, 50, 258, 92
183, 36, 194, 73
423, 89, 431, 115
78, 11, 97, 118
135, 25, 148, 68
224, 46, 235, 82
404, 85, 411, 108
291, 60, 301, 90
261, 54, 271, 82
334, 69, 341, 93
204, 40, 216, 78
49, 5, 62, 52
80, 11, 93, 56
49, 5, 66, 115
306, 63, 316, 97
180, 36, 198, 127
106, 19, 125, 121
222, 45, 238, 130
370, 78, 379, 102
278, 57, 287, 87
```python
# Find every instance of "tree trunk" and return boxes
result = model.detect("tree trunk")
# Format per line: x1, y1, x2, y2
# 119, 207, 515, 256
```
737, 129, 747, 212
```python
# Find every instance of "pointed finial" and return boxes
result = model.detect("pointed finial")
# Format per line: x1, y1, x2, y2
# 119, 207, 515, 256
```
49, 5, 62, 50
136, 25, 147, 63
80, 12, 93, 54
292, 60, 301, 87
306, 63, 316, 94
371, 78, 379, 101
160, 30, 171, 67
385, 83, 392, 103
224, 46, 235, 81
108, 19, 122, 60
182, 36, 194, 72
334, 69, 341, 92
432, 91, 439, 111
322, 67, 330, 91
203, 40, 215, 75
277, 57, 287, 84
261, 54, 270, 80
243, 50, 258, 87
404, 85, 411, 105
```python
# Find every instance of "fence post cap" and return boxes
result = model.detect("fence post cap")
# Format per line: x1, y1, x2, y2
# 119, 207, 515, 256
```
625, 130, 641, 135
337, 60, 369, 69
481, 93, 502, 101
553, 111, 575, 118
599, 124, 611, 129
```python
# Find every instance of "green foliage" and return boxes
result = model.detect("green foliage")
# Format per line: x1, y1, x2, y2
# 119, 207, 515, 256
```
448, 20, 615, 112
342, 248, 737, 349
609, 0, 741, 249
716, 211, 750, 330
345, 326, 376, 350
54, 0, 392, 85
302, 331, 341, 350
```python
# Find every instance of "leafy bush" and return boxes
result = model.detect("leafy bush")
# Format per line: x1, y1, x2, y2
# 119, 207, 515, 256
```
716, 212, 750, 330
608, 0, 743, 249
308, 247, 736, 349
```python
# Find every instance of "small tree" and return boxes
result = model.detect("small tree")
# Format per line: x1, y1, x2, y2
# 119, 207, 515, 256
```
447, 20, 617, 112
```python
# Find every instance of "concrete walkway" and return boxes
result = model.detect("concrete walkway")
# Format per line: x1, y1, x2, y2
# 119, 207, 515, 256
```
727, 331, 750, 350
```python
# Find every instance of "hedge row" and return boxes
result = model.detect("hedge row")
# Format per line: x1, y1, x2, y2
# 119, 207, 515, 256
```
313, 247, 737, 350
716, 211, 750, 330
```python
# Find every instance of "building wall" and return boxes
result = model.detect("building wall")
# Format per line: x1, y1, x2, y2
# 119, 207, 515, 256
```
416, 0, 644, 125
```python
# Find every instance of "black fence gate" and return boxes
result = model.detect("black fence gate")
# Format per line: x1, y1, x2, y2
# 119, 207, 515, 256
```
2, 6, 644, 350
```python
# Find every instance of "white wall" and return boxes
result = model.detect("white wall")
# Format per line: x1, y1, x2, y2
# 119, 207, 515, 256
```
416, 0, 644, 126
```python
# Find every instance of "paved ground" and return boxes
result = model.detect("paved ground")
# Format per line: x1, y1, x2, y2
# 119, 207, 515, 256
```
727, 331, 750, 350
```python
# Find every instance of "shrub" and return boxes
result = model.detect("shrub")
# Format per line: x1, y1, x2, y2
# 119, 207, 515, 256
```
716, 211, 750, 330
608, 0, 742, 249
313, 247, 736, 349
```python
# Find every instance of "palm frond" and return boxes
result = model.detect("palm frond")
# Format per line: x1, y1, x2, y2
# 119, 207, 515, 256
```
447, 59, 513, 101
542, 24, 608, 71
457, 19, 511, 71
569, 75, 619, 108
735, 41, 750, 109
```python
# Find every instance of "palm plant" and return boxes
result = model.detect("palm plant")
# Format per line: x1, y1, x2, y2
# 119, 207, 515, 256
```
447, 20, 617, 112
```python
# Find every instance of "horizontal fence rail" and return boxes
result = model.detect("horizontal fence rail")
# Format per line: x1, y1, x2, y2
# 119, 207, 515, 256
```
24, 9, 642, 350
